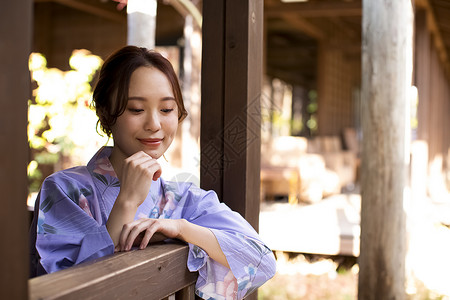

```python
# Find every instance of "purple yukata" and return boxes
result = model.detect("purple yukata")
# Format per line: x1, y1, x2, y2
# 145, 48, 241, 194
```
32, 147, 276, 300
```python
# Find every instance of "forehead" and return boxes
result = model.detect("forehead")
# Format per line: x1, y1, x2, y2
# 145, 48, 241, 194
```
129, 66, 173, 94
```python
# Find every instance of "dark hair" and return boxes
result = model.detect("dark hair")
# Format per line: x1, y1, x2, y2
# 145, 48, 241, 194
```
92, 46, 188, 137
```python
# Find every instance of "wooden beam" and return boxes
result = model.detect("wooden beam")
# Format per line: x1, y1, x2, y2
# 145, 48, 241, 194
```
265, 0, 362, 18
282, 14, 326, 40
29, 243, 198, 300
201, 0, 263, 233
266, 57, 314, 69
330, 16, 360, 41
163, 0, 202, 28
35, 0, 126, 24
358, 0, 413, 298
266, 67, 314, 87
0, 1, 32, 299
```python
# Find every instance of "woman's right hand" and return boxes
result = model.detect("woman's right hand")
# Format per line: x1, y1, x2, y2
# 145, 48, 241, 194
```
117, 151, 162, 208
107, 151, 162, 247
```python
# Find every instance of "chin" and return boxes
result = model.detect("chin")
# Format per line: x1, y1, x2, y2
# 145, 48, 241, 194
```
143, 149, 164, 159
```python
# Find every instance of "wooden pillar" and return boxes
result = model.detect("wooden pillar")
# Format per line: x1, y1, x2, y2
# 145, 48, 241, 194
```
200, 0, 263, 231
0, 0, 32, 298
415, 9, 431, 142
127, 0, 157, 48
358, 1, 413, 299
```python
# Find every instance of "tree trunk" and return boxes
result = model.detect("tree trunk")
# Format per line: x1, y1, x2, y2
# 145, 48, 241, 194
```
358, 0, 414, 299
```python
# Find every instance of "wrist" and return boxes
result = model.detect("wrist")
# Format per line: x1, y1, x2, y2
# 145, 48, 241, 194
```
177, 218, 189, 241
115, 192, 141, 210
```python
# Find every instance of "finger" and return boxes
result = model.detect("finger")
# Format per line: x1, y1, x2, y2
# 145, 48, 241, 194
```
136, 159, 161, 181
125, 223, 147, 251
124, 154, 153, 171
152, 164, 162, 181
140, 226, 158, 250
124, 219, 156, 251
132, 231, 145, 247
126, 155, 160, 176
119, 220, 139, 251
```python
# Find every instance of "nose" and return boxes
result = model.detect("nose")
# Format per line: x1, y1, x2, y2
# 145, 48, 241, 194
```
145, 111, 161, 132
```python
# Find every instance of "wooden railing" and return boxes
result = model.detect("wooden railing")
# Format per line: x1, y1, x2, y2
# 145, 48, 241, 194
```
29, 241, 198, 300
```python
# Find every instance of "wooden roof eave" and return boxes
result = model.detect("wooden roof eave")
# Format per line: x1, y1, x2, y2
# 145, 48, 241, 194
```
34, 0, 127, 24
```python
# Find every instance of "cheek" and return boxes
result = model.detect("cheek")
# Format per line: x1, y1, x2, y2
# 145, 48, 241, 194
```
165, 116, 179, 136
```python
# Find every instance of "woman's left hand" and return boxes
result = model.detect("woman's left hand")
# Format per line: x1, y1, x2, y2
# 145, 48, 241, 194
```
117, 217, 231, 269
117, 218, 184, 252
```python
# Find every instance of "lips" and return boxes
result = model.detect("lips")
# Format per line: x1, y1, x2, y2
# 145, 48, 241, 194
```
138, 138, 163, 147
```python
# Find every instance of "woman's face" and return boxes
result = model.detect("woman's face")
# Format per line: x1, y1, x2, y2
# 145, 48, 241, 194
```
110, 66, 179, 160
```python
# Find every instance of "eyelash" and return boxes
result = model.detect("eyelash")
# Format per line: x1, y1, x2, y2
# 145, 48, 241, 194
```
128, 108, 174, 113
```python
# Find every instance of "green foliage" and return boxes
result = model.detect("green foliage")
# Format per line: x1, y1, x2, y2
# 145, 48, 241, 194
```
28, 50, 104, 193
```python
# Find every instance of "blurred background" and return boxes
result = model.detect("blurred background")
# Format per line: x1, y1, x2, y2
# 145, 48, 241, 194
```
26, 0, 450, 299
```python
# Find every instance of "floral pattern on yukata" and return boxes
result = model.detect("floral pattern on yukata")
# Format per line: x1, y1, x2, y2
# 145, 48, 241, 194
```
91, 156, 120, 195
196, 233, 274, 299
38, 183, 95, 234
92, 156, 116, 177
150, 182, 182, 219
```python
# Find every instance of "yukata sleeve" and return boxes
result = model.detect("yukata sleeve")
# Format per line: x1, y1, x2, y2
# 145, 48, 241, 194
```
35, 175, 114, 274
182, 187, 277, 300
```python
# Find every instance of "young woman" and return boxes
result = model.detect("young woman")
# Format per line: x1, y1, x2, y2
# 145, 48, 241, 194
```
29, 46, 276, 299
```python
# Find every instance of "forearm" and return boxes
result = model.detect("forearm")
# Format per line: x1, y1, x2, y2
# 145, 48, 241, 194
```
178, 219, 230, 269
106, 197, 138, 246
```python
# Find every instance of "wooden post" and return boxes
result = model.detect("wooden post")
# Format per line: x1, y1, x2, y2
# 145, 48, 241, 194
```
415, 9, 430, 143
127, 0, 157, 48
358, 1, 413, 299
0, 0, 32, 298
201, 0, 263, 231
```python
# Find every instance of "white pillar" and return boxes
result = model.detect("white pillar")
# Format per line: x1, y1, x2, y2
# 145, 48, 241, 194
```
127, 0, 157, 49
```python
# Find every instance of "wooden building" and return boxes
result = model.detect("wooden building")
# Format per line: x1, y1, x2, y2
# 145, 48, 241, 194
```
29, 0, 450, 172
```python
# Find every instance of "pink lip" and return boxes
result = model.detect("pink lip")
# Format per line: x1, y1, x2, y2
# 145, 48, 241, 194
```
138, 138, 162, 147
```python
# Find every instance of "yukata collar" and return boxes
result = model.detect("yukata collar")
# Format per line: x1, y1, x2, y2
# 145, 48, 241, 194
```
87, 146, 118, 178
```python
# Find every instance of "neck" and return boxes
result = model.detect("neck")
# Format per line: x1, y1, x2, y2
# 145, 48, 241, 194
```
109, 147, 124, 180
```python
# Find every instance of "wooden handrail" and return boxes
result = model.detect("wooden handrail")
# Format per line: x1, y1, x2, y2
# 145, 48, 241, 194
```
29, 241, 198, 300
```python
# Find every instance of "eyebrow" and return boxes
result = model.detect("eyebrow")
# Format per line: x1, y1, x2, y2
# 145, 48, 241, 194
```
128, 96, 176, 101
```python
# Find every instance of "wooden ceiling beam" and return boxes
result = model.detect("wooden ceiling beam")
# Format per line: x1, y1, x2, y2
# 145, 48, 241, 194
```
266, 67, 315, 87
268, 47, 315, 57
267, 57, 315, 68
162, 0, 202, 28
330, 16, 360, 40
282, 14, 326, 40
35, 0, 126, 24
265, 1, 362, 18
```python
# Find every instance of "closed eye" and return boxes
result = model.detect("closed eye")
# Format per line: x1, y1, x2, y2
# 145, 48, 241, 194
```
128, 108, 144, 113
161, 108, 174, 113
